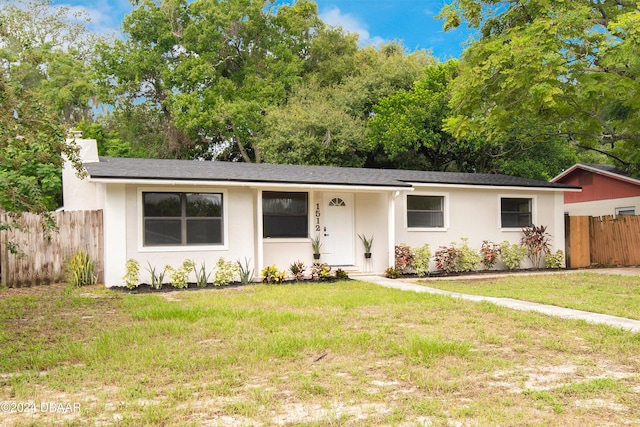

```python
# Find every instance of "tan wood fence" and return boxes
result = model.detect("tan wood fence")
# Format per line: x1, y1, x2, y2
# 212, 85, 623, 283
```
0, 210, 103, 287
567, 215, 640, 268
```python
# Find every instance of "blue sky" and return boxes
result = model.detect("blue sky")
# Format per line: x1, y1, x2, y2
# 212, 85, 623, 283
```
52, 0, 472, 59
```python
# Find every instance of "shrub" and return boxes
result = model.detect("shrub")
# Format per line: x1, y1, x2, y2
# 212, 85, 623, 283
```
66, 250, 97, 287
289, 260, 306, 281
123, 259, 140, 289
311, 262, 332, 280
521, 225, 552, 269
457, 238, 481, 272
435, 238, 480, 273
545, 250, 565, 269
237, 257, 254, 285
385, 267, 402, 279
395, 244, 414, 273
213, 257, 240, 286
166, 260, 193, 289
261, 265, 286, 284
480, 240, 500, 270
335, 268, 349, 280
434, 245, 459, 273
500, 241, 527, 270
146, 261, 166, 289
412, 244, 431, 277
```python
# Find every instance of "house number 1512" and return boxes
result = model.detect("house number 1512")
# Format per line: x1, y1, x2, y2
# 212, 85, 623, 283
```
315, 203, 321, 231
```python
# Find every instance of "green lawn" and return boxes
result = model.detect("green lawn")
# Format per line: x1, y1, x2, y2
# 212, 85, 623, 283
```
1, 279, 639, 426
418, 272, 640, 320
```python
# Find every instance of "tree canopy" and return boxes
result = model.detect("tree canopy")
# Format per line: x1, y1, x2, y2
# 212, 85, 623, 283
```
6, 0, 637, 225
0, 0, 92, 216
440, 0, 640, 176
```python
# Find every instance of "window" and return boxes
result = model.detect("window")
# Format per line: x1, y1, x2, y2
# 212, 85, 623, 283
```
407, 195, 444, 228
616, 207, 636, 216
263, 192, 308, 238
501, 198, 532, 228
143, 192, 223, 246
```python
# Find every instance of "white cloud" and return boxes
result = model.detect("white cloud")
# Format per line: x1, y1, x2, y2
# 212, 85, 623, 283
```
320, 7, 385, 47
56, 0, 130, 35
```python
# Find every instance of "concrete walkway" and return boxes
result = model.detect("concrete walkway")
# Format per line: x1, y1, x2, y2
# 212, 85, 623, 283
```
359, 275, 640, 333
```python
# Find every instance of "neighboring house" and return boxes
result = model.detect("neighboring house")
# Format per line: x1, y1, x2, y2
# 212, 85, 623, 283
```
63, 139, 579, 286
551, 164, 640, 217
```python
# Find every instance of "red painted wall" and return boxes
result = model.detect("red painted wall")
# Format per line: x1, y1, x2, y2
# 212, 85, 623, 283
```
558, 169, 640, 203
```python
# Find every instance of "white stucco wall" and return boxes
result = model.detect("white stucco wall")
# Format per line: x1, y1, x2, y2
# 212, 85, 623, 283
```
563, 196, 640, 217
62, 138, 104, 211
394, 186, 566, 270
100, 184, 257, 286
354, 192, 390, 274
261, 190, 391, 276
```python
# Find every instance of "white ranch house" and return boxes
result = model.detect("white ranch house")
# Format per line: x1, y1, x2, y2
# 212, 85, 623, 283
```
63, 139, 579, 286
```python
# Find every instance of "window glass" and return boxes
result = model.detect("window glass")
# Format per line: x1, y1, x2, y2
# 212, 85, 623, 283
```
501, 198, 532, 228
407, 195, 444, 228
263, 192, 308, 238
144, 193, 181, 217
186, 193, 222, 217
143, 192, 223, 246
616, 207, 635, 216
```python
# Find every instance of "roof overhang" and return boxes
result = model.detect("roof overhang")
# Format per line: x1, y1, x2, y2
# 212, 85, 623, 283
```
404, 182, 581, 193
87, 177, 410, 193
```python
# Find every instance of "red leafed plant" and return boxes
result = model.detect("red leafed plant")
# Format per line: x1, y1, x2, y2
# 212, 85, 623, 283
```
520, 225, 552, 269
394, 244, 415, 274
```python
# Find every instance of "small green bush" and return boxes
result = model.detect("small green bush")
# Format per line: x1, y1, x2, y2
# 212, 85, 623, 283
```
66, 250, 97, 287
385, 267, 402, 279
545, 250, 565, 269
457, 238, 481, 272
335, 268, 349, 280
411, 244, 431, 277
213, 257, 239, 286
500, 241, 527, 270
262, 265, 286, 284
123, 259, 140, 289
166, 260, 194, 289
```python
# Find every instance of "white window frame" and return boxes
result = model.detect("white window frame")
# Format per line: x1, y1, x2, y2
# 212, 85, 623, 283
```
137, 187, 229, 252
615, 206, 636, 216
499, 195, 536, 231
405, 192, 449, 232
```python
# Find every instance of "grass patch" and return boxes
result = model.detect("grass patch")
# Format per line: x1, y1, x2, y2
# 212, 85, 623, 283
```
419, 272, 640, 319
1, 280, 640, 426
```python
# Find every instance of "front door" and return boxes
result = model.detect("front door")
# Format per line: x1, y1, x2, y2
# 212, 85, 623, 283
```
323, 193, 354, 265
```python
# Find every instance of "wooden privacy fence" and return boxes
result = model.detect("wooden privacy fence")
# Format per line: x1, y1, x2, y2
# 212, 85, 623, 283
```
567, 215, 640, 268
0, 210, 103, 287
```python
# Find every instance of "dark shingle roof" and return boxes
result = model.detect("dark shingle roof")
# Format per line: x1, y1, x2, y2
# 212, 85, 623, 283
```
84, 157, 577, 190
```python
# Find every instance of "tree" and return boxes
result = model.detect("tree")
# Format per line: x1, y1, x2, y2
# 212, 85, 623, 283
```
369, 61, 467, 171
259, 82, 371, 167
0, 0, 93, 218
259, 42, 434, 167
440, 0, 640, 176
95, 0, 324, 162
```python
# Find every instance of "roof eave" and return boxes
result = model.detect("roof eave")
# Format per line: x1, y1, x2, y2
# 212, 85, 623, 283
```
87, 176, 410, 192
404, 182, 581, 192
